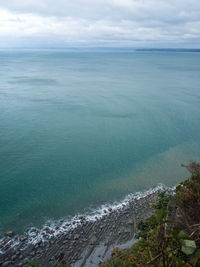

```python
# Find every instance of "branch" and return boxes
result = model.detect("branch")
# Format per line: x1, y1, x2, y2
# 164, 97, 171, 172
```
147, 253, 162, 265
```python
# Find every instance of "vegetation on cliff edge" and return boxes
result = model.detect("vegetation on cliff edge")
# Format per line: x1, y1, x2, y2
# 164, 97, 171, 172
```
101, 167, 200, 266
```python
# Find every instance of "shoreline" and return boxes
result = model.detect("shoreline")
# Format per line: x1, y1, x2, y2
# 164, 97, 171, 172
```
0, 185, 174, 267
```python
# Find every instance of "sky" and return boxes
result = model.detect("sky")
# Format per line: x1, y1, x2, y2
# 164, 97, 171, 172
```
0, 0, 200, 48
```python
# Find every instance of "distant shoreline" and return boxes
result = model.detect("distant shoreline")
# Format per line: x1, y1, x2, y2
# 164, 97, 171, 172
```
0, 48, 200, 52
135, 48, 200, 52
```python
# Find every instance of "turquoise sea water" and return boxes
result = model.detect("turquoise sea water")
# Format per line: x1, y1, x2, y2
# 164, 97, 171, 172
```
0, 50, 200, 235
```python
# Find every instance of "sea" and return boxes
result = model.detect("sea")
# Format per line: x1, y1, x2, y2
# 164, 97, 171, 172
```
0, 49, 200, 238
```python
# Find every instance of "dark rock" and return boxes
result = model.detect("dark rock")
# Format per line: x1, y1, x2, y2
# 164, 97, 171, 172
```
74, 234, 80, 240
2, 261, 11, 267
11, 255, 17, 260
20, 236, 27, 242
4, 231, 14, 237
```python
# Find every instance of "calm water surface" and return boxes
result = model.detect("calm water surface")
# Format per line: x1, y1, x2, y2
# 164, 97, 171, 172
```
0, 50, 200, 234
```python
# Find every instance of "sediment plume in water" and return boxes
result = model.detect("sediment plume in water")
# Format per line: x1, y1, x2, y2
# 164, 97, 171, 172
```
0, 184, 174, 267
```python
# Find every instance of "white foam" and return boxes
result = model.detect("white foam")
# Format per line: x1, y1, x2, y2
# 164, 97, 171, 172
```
0, 183, 173, 254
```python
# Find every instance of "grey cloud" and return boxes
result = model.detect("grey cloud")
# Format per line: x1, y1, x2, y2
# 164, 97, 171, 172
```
1, 0, 200, 21
0, 0, 200, 47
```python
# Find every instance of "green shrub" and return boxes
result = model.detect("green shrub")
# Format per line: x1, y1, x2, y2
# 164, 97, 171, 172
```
102, 172, 200, 267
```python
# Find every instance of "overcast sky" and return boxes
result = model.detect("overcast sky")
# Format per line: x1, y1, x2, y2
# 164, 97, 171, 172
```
0, 0, 200, 48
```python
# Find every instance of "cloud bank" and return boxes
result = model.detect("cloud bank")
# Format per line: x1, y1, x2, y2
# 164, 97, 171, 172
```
0, 0, 200, 48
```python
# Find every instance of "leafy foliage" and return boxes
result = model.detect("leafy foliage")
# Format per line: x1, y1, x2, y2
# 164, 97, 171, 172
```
27, 257, 68, 267
26, 260, 44, 267
101, 172, 200, 267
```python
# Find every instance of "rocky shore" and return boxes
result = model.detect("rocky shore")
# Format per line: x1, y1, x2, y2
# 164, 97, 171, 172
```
1, 161, 198, 267
0, 186, 174, 267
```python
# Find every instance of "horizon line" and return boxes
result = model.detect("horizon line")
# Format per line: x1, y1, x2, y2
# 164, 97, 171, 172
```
0, 47, 200, 51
